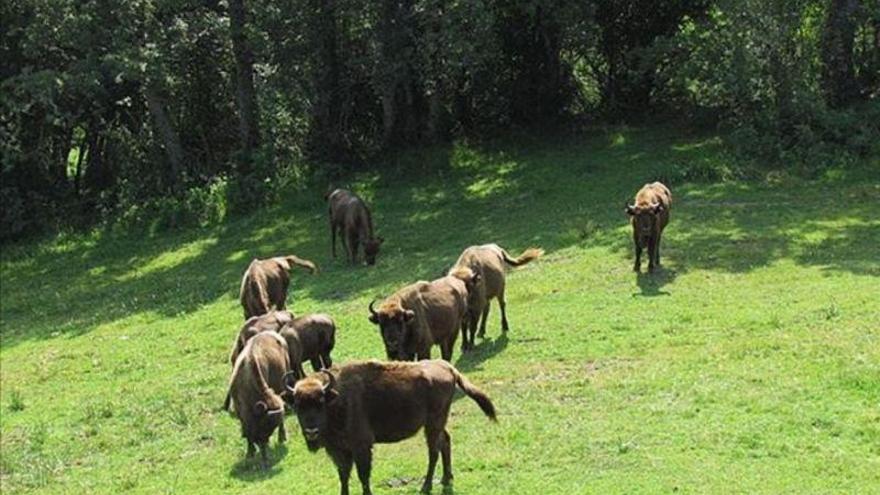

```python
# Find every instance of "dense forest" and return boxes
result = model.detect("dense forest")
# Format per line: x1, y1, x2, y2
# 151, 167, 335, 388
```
2, 0, 878, 240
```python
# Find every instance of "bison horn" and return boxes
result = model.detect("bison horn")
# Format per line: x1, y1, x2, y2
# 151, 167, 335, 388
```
282, 370, 299, 392
369, 299, 378, 318
320, 369, 336, 392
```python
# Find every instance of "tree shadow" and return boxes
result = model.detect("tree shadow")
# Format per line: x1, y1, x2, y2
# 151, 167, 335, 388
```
228, 442, 289, 480
2, 126, 877, 350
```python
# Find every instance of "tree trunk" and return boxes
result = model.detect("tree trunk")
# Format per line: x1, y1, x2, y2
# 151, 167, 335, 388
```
144, 84, 184, 192
229, 0, 261, 168
822, 0, 861, 107
309, 0, 343, 160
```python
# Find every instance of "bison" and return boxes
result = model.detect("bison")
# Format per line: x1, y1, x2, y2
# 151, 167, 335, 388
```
368, 268, 478, 361
223, 310, 309, 412
226, 331, 291, 468
239, 255, 317, 319
625, 182, 672, 273
450, 243, 543, 347
286, 360, 496, 495
326, 188, 384, 265
280, 313, 336, 371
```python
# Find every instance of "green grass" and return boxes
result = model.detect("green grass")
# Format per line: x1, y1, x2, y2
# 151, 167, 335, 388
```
2, 126, 879, 494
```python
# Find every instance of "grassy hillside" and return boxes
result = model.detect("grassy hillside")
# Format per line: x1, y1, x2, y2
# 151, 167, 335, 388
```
2, 127, 879, 494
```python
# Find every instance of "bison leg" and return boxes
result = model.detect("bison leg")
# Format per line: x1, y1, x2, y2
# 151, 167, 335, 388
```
311, 357, 322, 371
478, 304, 490, 338
440, 339, 453, 361
460, 320, 470, 352
331, 220, 338, 258
353, 448, 373, 495
329, 449, 353, 495
259, 442, 270, 469
246, 441, 256, 458
498, 290, 509, 333
633, 236, 642, 272
654, 231, 663, 267
322, 352, 333, 369
647, 236, 657, 273
422, 428, 445, 493
440, 430, 453, 485
278, 419, 286, 444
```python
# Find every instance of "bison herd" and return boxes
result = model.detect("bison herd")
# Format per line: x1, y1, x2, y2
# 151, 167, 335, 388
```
223, 184, 671, 493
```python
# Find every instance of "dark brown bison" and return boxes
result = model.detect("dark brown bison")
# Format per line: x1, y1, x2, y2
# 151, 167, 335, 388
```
450, 244, 543, 347
625, 182, 672, 273
280, 313, 336, 371
368, 268, 478, 361
239, 255, 317, 318
226, 332, 291, 468
326, 188, 384, 265
286, 360, 496, 494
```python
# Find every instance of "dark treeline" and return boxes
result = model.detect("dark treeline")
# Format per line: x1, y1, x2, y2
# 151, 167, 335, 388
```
2, 0, 879, 240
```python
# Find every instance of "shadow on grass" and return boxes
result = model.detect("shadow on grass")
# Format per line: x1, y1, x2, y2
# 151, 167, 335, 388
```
455, 333, 509, 374
2, 126, 877, 349
228, 442, 289, 480
633, 269, 676, 297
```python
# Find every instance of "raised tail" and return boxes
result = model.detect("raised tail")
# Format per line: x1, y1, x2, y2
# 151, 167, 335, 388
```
499, 247, 544, 267
452, 367, 497, 421
285, 255, 318, 274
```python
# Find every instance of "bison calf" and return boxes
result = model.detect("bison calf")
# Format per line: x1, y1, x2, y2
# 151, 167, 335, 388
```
326, 188, 384, 265
227, 332, 291, 468
281, 313, 336, 371
239, 255, 317, 319
625, 182, 672, 273
450, 243, 543, 345
286, 360, 496, 495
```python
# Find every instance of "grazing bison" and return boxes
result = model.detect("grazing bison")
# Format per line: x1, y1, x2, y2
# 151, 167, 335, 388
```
625, 182, 672, 273
227, 332, 290, 468
286, 360, 496, 495
281, 313, 336, 371
239, 255, 318, 318
368, 268, 478, 361
326, 188, 384, 265
223, 310, 306, 412
450, 244, 543, 346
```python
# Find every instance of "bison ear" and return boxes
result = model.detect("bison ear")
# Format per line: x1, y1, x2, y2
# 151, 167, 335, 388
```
324, 387, 339, 404
253, 401, 268, 416
368, 313, 380, 325
625, 204, 636, 216
472, 272, 481, 285
653, 203, 664, 214
403, 310, 415, 323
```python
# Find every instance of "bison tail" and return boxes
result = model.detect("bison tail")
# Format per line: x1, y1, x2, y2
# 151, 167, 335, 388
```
500, 247, 544, 267
287, 255, 318, 274
453, 369, 497, 421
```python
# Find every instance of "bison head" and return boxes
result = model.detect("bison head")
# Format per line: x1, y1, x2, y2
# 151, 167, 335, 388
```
286, 370, 338, 452
626, 202, 663, 238
363, 237, 384, 265
368, 299, 416, 360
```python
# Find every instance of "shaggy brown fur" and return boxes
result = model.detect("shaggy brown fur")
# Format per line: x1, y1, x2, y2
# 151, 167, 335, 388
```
625, 182, 672, 273
227, 332, 290, 468
368, 269, 477, 361
326, 189, 384, 265
239, 255, 318, 318
450, 244, 543, 347
280, 313, 336, 371
287, 360, 496, 494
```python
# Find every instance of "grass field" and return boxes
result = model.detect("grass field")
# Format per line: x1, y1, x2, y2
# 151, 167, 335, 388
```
1, 126, 879, 494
